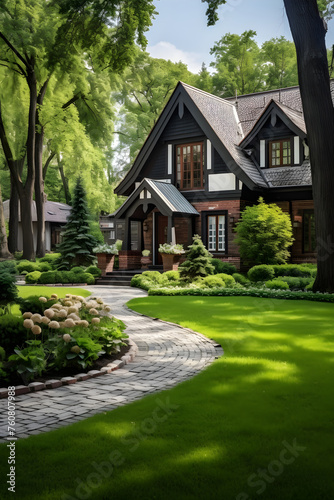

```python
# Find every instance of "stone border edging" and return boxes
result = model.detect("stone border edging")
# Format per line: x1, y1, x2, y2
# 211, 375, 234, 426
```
0, 339, 138, 399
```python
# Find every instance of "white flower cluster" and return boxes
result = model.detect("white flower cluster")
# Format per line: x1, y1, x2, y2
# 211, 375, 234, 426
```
22, 293, 112, 335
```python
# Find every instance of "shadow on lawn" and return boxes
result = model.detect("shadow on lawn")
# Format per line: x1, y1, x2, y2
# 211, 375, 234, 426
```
0, 296, 334, 500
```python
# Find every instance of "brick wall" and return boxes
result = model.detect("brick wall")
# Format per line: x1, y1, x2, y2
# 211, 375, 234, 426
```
119, 251, 142, 270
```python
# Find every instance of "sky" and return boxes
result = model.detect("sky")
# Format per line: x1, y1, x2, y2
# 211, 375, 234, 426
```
146, 0, 334, 73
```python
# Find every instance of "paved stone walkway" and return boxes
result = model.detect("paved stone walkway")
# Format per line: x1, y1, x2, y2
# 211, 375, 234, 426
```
0, 286, 223, 442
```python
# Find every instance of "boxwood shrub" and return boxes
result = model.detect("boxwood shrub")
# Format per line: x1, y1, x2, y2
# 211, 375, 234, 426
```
248, 265, 275, 282
35, 270, 95, 285
272, 264, 316, 278
233, 273, 250, 286
265, 279, 289, 290
201, 275, 226, 288
215, 273, 236, 287
0, 315, 26, 355
25, 271, 42, 284
210, 259, 237, 275
85, 265, 102, 278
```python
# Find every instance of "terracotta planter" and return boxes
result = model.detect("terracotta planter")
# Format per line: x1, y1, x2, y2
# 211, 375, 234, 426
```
160, 252, 182, 272
96, 253, 115, 276
141, 256, 152, 270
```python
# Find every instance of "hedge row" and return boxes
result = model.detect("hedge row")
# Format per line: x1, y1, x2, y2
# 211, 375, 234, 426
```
25, 270, 95, 285
148, 286, 334, 303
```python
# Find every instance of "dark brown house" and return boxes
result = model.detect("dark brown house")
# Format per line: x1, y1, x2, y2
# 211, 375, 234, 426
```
106, 82, 316, 270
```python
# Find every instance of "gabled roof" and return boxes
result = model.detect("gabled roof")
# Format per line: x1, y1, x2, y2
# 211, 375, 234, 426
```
115, 178, 199, 219
115, 82, 267, 194
263, 162, 311, 188
3, 199, 71, 223
240, 99, 307, 148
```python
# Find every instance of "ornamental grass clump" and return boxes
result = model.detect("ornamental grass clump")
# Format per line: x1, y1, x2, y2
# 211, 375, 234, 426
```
4, 293, 127, 384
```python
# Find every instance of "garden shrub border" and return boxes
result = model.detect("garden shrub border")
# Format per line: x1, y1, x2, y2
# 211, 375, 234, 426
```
148, 286, 334, 303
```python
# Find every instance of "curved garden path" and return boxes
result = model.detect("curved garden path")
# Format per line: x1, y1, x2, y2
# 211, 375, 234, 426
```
0, 286, 223, 442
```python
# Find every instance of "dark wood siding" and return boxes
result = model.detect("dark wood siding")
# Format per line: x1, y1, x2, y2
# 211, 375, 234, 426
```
161, 107, 203, 142
213, 148, 230, 174
138, 141, 167, 181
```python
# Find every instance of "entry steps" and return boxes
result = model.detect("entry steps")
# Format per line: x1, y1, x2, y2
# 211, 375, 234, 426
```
96, 266, 163, 287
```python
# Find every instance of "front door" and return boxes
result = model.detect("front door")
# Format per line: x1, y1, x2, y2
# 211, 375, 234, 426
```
156, 214, 168, 264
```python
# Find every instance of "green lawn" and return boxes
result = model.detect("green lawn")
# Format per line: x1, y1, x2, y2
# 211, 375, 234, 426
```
0, 296, 333, 500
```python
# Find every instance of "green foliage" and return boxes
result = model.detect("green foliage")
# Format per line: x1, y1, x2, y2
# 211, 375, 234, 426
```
8, 341, 46, 384
279, 276, 314, 290
248, 265, 275, 282
201, 275, 226, 288
17, 295, 55, 316
272, 264, 315, 278
38, 253, 61, 266
85, 266, 102, 278
235, 199, 294, 266
90, 316, 126, 355
25, 271, 42, 284
265, 279, 290, 290
148, 286, 334, 303
57, 178, 97, 268
0, 315, 26, 355
0, 269, 18, 305
233, 273, 250, 286
16, 261, 37, 274
0, 260, 16, 274
71, 267, 86, 274
131, 271, 163, 291
210, 258, 237, 275
215, 273, 236, 287
179, 235, 214, 281
35, 270, 95, 284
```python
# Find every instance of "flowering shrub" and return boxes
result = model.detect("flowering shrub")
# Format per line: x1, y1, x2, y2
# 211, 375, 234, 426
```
3, 293, 127, 383
158, 243, 185, 255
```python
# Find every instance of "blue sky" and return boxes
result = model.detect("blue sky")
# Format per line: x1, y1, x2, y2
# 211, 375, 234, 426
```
146, 0, 334, 73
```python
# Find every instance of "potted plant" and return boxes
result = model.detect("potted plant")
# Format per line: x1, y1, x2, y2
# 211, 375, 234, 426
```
158, 243, 185, 272
141, 249, 152, 269
93, 240, 121, 276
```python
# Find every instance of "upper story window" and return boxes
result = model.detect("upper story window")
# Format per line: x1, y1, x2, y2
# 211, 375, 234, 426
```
176, 142, 203, 190
269, 139, 291, 167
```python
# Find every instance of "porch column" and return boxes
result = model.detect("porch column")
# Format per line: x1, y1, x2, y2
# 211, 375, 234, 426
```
167, 215, 176, 244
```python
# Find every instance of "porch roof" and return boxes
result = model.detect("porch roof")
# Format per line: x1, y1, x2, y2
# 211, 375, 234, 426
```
115, 178, 199, 219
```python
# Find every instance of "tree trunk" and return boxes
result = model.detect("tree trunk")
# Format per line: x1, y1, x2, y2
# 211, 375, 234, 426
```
8, 172, 19, 254
284, 0, 334, 292
0, 184, 11, 259
58, 160, 71, 205
35, 128, 46, 257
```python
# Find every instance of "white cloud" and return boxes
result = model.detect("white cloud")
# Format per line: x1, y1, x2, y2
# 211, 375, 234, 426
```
147, 41, 204, 74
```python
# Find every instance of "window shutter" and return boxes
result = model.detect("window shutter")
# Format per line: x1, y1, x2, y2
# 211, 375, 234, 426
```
207, 140, 212, 170
168, 144, 172, 175
294, 136, 300, 165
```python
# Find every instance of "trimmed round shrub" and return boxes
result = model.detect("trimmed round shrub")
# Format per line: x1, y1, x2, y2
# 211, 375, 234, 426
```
216, 273, 236, 287
233, 273, 250, 286
37, 262, 52, 272
86, 265, 102, 278
272, 264, 313, 278
201, 275, 226, 288
280, 276, 314, 290
265, 279, 289, 290
162, 270, 180, 281
25, 271, 42, 284
210, 259, 237, 275
131, 271, 163, 290
38, 253, 61, 264
78, 272, 95, 285
248, 265, 275, 282
0, 315, 27, 354
37, 271, 56, 284
16, 260, 38, 274
0, 270, 18, 304
71, 266, 86, 274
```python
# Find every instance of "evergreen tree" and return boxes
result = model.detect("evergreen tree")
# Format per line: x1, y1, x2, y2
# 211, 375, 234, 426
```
57, 178, 97, 269
179, 235, 214, 281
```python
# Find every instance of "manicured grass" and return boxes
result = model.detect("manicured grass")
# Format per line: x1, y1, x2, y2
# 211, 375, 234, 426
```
0, 296, 334, 499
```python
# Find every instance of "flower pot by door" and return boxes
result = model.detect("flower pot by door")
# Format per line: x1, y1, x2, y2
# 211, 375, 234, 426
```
96, 253, 115, 276
160, 253, 182, 272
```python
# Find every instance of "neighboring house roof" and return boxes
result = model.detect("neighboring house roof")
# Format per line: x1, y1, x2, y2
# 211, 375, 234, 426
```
3, 199, 71, 223
115, 178, 199, 219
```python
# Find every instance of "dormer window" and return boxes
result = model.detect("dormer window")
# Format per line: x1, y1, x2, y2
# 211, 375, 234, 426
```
269, 139, 291, 167
176, 142, 203, 190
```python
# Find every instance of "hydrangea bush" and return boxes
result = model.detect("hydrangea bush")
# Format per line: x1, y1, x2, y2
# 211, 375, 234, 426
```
3, 293, 126, 384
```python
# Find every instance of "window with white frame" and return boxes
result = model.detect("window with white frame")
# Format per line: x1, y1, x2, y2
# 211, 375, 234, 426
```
208, 214, 226, 252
